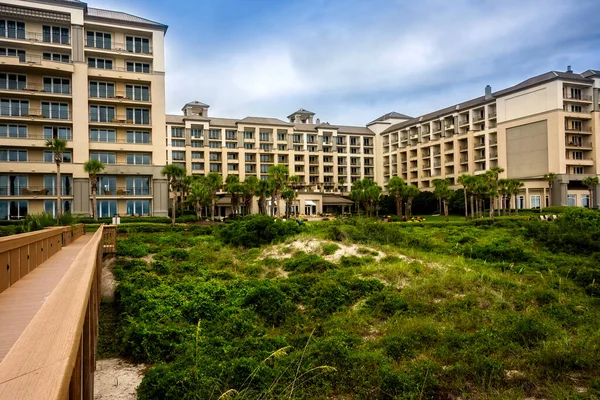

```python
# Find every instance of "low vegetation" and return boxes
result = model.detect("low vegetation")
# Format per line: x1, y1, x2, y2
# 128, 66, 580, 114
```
99, 210, 600, 399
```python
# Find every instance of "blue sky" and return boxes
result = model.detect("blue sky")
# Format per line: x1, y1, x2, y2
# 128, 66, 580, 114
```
94, 0, 600, 125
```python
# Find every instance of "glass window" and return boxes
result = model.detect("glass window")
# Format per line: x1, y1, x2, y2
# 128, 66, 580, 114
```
90, 152, 116, 164
43, 25, 69, 44
0, 20, 26, 39
172, 139, 185, 147
192, 163, 203, 171
86, 31, 111, 49
126, 85, 150, 101
126, 200, 150, 215
89, 129, 116, 143
126, 62, 151, 73
126, 108, 150, 124
191, 151, 203, 159
44, 126, 71, 140
43, 175, 71, 196
530, 195, 541, 209
582, 195, 590, 208
126, 177, 150, 195
89, 105, 115, 122
243, 131, 253, 139
191, 128, 202, 138
226, 142, 236, 149
89, 81, 115, 98
171, 127, 184, 137
0, 99, 28, 116
88, 57, 113, 70
126, 36, 151, 54
0, 73, 26, 90
209, 141, 221, 148
126, 131, 150, 144
244, 143, 254, 149
191, 141, 203, 148
0, 200, 27, 220
44, 200, 71, 217
43, 151, 71, 163
41, 102, 69, 119
126, 153, 151, 165
0, 149, 27, 161
97, 200, 117, 217
0, 124, 27, 138
172, 151, 185, 161
567, 194, 576, 207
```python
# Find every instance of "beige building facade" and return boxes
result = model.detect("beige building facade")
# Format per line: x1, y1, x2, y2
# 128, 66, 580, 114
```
0, 0, 168, 220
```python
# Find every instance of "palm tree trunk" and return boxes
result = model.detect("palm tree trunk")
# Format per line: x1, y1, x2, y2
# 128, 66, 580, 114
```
56, 162, 62, 218
489, 197, 494, 218
515, 194, 519, 215
548, 185, 552, 207
395, 197, 401, 216
92, 185, 97, 222
407, 198, 413, 217
463, 188, 468, 220
211, 196, 216, 221
171, 194, 176, 226
470, 196, 475, 219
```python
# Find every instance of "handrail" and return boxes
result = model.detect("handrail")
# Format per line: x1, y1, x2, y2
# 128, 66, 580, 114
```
0, 225, 102, 399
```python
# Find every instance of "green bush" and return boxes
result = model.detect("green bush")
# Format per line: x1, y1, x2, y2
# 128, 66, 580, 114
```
116, 238, 149, 258
283, 252, 336, 274
188, 225, 214, 236
20, 212, 56, 232
242, 282, 297, 326
175, 215, 198, 223
117, 223, 186, 233
220, 215, 301, 248
155, 249, 190, 261
0, 225, 20, 237
322, 243, 340, 255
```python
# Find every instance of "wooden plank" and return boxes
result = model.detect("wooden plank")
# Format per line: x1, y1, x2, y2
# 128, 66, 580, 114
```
19, 247, 28, 279
69, 335, 83, 399
0, 253, 9, 293
28, 243, 36, 274
0, 227, 67, 254
9, 249, 19, 286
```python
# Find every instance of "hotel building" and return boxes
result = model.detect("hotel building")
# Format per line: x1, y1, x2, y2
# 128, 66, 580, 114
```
0, 0, 168, 220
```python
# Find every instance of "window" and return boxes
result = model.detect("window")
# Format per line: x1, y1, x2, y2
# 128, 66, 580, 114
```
126, 200, 150, 216
0, 73, 26, 90
210, 164, 221, 172
530, 195, 541, 209
293, 145, 302, 151
191, 151, 203, 159
43, 175, 72, 196
86, 31, 111, 49
225, 130, 236, 140
172, 162, 185, 169
126, 177, 150, 195
126, 131, 150, 144
260, 165, 269, 173
43, 25, 69, 44
90, 152, 115, 164
227, 153, 238, 160
228, 164, 238, 171
45, 126, 71, 140
260, 155, 272, 163
293, 134, 303, 143
44, 200, 72, 217
126, 36, 151, 54
88, 57, 113, 70
245, 165, 254, 173
573, 167, 585, 174
89, 81, 115, 98
308, 146, 317, 152
0, 175, 27, 195
0, 20, 25, 40
208, 130, 220, 139
582, 194, 590, 208
517, 195, 525, 209
278, 144, 287, 151
126, 62, 150, 73
42, 102, 69, 119
0, 200, 28, 220
0, 99, 28, 116
171, 127, 184, 137
244, 143, 255, 149
126, 153, 151, 165
43, 52, 70, 63
97, 200, 117, 218
245, 154, 255, 162
89, 105, 115, 122
126, 108, 150, 124
209, 141, 221, 148
192, 163, 203, 171
43, 151, 71, 163
260, 144, 271, 151
243, 131, 253, 139
260, 132, 270, 141
191, 128, 202, 138
171, 151, 185, 161
569, 105, 582, 113
209, 152, 221, 161
191, 141, 203, 148
44, 77, 70, 94
0, 149, 27, 161
567, 194, 576, 207
572, 151, 583, 160
226, 142, 236, 149
278, 133, 286, 141
0, 124, 27, 138
0, 47, 26, 62
125, 85, 150, 101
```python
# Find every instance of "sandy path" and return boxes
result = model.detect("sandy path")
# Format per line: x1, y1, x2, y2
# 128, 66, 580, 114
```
95, 358, 145, 400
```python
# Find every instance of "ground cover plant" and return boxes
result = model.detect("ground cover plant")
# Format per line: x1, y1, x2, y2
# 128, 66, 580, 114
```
101, 211, 600, 399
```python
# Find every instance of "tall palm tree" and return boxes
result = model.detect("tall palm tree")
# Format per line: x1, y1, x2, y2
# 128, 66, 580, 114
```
386, 176, 406, 216
225, 175, 242, 216
45, 138, 67, 219
403, 184, 420, 218
498, 179, 510, 216
365, 183, 382, 217
161, 164, 186, 226
544, 172, 556, 208
457, 174, 473, 220
510, 180, 524, 215
473, 176, 489, 218
180, 175, 193, 216
268, 165, 289, 217
256, 179, 272, 215
189, 177, 211, 219
288, 175, 301, 217
241, 175, 259, 216
486, 167, 504, 218
83, 159, 105, 221
205, 172, 223, 221
582, 176, 599, 209
281, 187, 296, 219
350, 179, 365, 215
432, 178, 451, 222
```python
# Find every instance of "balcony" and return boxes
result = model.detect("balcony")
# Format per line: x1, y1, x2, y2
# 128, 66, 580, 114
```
84, 42, 153, 56
565, 126, 593, 134
0, 82, 71, 97
89, 115, 150, 126
474, 142, 486, 149
565, 140, 593, 150
563, 94, 592, 102
459, 119, 470, 127
89, 91, 151, 104
473, 114, 485, 122
488, 111, 497, 119
0, 31, 70, 47
0, 186, 72, 197
97, 187, 151, 196
0, 108, 71, 122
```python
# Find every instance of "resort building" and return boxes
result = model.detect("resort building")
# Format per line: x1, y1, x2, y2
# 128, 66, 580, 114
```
0, 0, 168, 220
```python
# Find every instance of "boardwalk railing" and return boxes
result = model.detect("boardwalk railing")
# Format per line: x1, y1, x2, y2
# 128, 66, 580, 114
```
0, 224, 84, 294
0, 224, 106, 399
102, 225, 117, 254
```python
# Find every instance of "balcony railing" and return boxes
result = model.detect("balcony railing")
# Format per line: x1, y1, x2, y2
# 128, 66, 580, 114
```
98, 187, 151, 196
85, 42, 152, 55
0, 133, 72, 141
90, 138, 151, 145
0, 82, 71, 95
565, 126, 593, 133
90, 91, 150, 102
563, 94, 592, 101
88, 65, 153, 74
488, 111, 497, 118
1, 31, 70, 45
0, 186, 72, 196
90, 115, 150, 125
0, 108, 70, 120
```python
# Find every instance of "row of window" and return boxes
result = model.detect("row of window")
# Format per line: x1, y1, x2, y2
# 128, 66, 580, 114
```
0, 21, 69, 44
0, 199, 152, 220
90, 129, 151, 144
0, 73, 70, 94
0, 175, 71, 196
0, 149, 152, 165
90, 152, 151, 165
87, 57, 151, 73
0, 99, 69, 119
89, 82, 150, 101
86, 31, 151, 54
89, 105, 150, 124
0, 125, 151, 143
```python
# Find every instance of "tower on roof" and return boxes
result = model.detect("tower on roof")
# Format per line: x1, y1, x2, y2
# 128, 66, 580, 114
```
287, 108, 315, 124
182, 101, 209, 117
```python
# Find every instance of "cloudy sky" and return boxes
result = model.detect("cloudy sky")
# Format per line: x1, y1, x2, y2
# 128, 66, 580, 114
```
94, 0, 600, 125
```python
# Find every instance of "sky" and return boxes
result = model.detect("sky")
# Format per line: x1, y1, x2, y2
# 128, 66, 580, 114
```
93, 0, 600, 125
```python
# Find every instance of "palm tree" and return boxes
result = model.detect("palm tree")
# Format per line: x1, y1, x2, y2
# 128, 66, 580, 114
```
544, 172, 556, 208
386, 176, 406, 216
486, 167, 504, 218
45, 138, 67, 219
404, 184, 420, 218
473, 176, 489, 218
432, 178, 451, 222
288, 175, 301, 217
510, 180, 524, 215
83, 160, 105, 221
205, 172, 223, 221
225, 175, 242, 217
268, 165, 289, 217
256, 179, 272, 215
180, 175, 193, 216
498, 179, 510, 216
582, 176, 599, 209
338, 178, 346, 195
189, 177, 211, 219
161, 164, 186, 225
457, 174, 473, 220
350, 179, 365, 215
365, 183, 382, 217
281, 187, 297, 219
241, 176, 259, 216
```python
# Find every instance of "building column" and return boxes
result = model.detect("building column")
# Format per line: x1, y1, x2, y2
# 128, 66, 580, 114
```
594, 184, 600, 209
72, 178, 90, 217
558, 183, 569, 206
152, 178, 169, 217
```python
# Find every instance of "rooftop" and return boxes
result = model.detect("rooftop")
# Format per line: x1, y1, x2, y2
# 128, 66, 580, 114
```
85, 6, 168, 31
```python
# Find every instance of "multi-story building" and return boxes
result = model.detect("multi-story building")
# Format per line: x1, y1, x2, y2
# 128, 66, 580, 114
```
379, 68, 600, 209
0, 0, 168, 220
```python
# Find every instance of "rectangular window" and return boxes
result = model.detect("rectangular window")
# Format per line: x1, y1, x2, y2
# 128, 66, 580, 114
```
86, 31, 111, 49
125, 108, 150, 124
191, 151, 203, 159
191, 141, 203, 148
244, 143, 254, 149
208, 142, 220, 149
171, 151, 185, 161
0, 99, 28, 116
125, 84, 150, 101
0, 200, 28, 220
88, 57, 113, 70
209, 152, 220, 161
582, 194, 590, 208
89, 81, 115, 98
42, 102, 69, 119
126, 131, 150, 144
0, 149, 27, 162
0, 47, 26, 62
125, 177, 150, 195
260, 165, 269, 173
44, 126, 71, 140
191, 163, 203, 171
89, 128, 116, 143
277, 133, 286, 141
44, 200, 72, 217
97, 200, 117, 218
260, 143, 271, 151
209, 163, 221, 172
572, 151, 583, 160
0, 73, 26, 90
43, 151, 71, 163
243, 131, 253, 139
0, 124, 27, 138
43, 52, 70, 63
126, 62, 151, 73
171, 139, 185, 147
567, 194, 576, 207
126, 36, 151, 54
260, 132, 270, 141
227, 164, 238, 171
171, 127, 184, 137
43, 175, 72, 196
191, 128, 202, 138
43, 25, 69, 44
226, 142, 236, 149
89, 105, 115, 122
245, 154, 255, 162
0, 20, 26, 40
278, 144, 286, 150
208, 129, 220, 139
0, 175, 27, 196
43, 77, 70, 94
573, 167, 585, 174
225, 130, 236, 140
530, 195, 541, 209
126, 200, 150, 216
90, 152, 116, 164
126, 153, 151, 165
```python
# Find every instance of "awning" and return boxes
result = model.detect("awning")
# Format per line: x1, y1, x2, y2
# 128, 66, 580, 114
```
216, 196, 231, 205
305, 200, 317, 206
322, 195, 354, 205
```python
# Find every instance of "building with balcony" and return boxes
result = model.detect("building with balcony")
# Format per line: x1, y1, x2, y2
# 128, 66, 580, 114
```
0, 0, 168, 220
379, 67, 600, 209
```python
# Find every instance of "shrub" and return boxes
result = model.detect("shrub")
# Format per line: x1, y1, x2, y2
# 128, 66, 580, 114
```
175, 215, 198, 223
322, 243, 340, 255
189, 225, 214, 236
283, 252, 336, 274
116, 238, 149, 258
220, 215, 301, 248
364, 289, 409, 317
242, 282, 297, 326
117, 223, 185, 233
155, 249, 190, 261
0, 225, 20, 237
20, 212, 56, 232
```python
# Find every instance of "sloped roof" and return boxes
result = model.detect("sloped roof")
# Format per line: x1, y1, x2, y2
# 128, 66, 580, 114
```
166, 114, 209, 124
381, 70, 596, 134
209, 118, 238, 128
287, 108, 315, 118
367, 111, 413, 125
322, 195, 354, 205
293, 123, 317, 132
237, 117, 293, 126
184, 101, 210, 108
86, 7, 168, 31
336, 125, 373, 135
